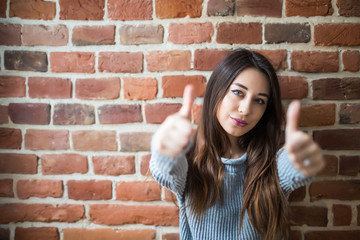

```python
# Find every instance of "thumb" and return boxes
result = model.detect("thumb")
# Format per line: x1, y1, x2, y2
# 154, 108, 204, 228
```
285, 100, 301, 139
179, 84, 195, 119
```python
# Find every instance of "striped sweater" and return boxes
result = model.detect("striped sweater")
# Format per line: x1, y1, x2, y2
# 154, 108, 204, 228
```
150, 136, 312, 240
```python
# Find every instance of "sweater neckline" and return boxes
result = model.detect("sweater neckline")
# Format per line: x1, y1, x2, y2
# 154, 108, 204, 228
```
221, 153, 247, 165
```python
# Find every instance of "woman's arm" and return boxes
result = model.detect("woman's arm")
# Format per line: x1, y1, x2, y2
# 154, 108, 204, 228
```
149, 85, 195, 197
150, 134, 190, 196
279, 100, 325, 193
277, 148, 313, 194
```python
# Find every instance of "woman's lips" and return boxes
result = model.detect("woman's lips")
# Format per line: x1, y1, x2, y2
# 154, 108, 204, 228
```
230, 117, 248, 127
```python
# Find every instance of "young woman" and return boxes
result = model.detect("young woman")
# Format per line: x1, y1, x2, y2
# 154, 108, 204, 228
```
150, 49, 325, 240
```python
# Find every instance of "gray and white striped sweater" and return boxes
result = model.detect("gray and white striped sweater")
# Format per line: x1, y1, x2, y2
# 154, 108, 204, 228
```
150, 136, 312, 240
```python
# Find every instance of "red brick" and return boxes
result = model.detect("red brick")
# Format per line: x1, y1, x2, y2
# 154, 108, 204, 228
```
53, 104, 95, 125
41, 154, 88, 175
0, 105, 8, 124
93, 155, 135, 176
29, 77, 71, 99
285, 0, 333, 16
298, 104, 335, 127
23, 24, 68, 46
289, 206, 328, 226
140, 154, 151, 176
339, 155, 360, 176
0, 228, 9, 240
0, 23, 21, 46
0, 128, 22, 149
164, 188, 176, 202
98, 52, 143, 73
310, 180, 360, 201
75, 78, 120, 100
339, 103, 360, 124
207, 0, 235, 16
314, 129, 360, 150
155, 0, 202, 19
9, 103, 50, 125
193, 104, 202, 124
289, 231, 302, 240
146, 50, 191, 72
90, 204, 179, 226
0, 179, 14, 197
108, 0, 152, 20
98, 104, 142, 124
278, 76, 308, 99
265, 23, 311, 43
67, 180, 112, 200
50, 52, 95, 73
145, 103, 182, 124
119, 24, 164, 45
59, 0, 105, 20
333, 204, 352, 226
343, 50, 360, 72
72, 130, 117, 151
0, 153, 37, 174
10, 0, 56, 20
0, 76, 26, 98
116, 181, 161, 201
0, 0, 6, 17
15, 227, 58, 240
5, 50, 47, 72
162, 233, 179, 240
63, 228, 155, 240
288, 186, 306, 201
25, 129, 69, 150
216, 22, 262, 44
337, 0, 360, 17
236, 0, 283, 17
312, 78, 360, 100
162, 75, 206, 98
291, 51, 338, 73
255, 50, 288, 70
305, 230, 360, 240
318, 155, 338, 177
72, 25, 115, 46
119, 132, 152, 152
123, 77, 157, 100
168, 22, 214, 44
17, 180, 63, 199
194, 49, 231, 71
0, 203, 84, 223
315, 23, 360, 46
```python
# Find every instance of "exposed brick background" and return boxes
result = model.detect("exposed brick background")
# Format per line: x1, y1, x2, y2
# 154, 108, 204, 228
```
0, 0, 359, 239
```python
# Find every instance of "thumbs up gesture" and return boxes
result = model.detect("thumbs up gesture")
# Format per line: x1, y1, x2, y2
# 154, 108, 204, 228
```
154, 85, 195, 158
285, 101, 325, 176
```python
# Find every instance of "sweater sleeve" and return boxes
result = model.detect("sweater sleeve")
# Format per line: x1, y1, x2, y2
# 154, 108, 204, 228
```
277, 147, 313, 195
149, 132, 190, 197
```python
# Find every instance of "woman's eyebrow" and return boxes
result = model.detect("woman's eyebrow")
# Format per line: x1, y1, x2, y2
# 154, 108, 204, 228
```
232, 83, 269, 98
233, 83, 248, 90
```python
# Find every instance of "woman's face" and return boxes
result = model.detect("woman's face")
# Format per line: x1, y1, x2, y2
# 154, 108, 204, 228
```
216, 68, 270, 138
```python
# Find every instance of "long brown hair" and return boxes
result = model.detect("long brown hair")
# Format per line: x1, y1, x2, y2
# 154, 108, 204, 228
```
186, 49, 288, 239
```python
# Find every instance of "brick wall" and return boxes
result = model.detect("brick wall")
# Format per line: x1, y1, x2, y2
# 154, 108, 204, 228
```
0, 0, 359, 239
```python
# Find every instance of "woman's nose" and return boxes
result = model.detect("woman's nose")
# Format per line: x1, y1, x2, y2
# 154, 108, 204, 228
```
238, 98, 251, 115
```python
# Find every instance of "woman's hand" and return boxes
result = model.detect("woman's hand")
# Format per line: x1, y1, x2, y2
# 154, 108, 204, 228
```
285, 101, 325, 176
154, 85, 195, 158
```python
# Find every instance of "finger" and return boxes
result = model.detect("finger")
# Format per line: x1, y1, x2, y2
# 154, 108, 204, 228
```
287, 131, 312, 154
285, 100, 301, 139
179, 84, 195, 119
292, 142, 321, 165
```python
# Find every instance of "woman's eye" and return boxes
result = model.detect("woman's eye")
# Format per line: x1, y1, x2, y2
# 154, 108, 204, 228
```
231, 90, 243, 96
256, 99, 266, 104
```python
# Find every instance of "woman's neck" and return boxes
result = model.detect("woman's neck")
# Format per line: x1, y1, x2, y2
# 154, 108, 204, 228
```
224, 135, 245, 159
